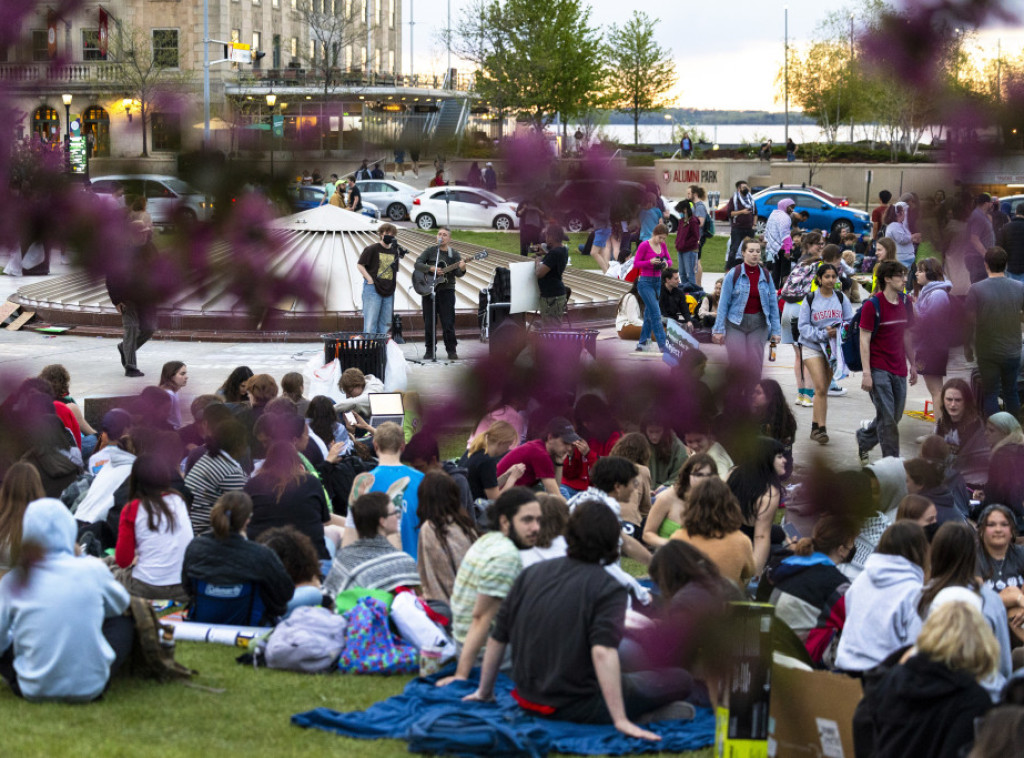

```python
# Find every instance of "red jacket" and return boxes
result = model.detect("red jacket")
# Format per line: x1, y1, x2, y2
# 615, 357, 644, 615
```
675, 216, 701, 253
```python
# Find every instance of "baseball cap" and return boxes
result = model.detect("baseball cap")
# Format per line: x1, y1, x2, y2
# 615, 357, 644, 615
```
486, 162, 493, 166
544, 416, 581, 443
101, 408, 132, 439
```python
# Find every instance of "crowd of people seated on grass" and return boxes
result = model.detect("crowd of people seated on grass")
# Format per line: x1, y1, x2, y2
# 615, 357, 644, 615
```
2, 318, 1024, 755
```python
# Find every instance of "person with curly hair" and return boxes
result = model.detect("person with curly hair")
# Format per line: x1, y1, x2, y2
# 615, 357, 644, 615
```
671, 478, 755, 587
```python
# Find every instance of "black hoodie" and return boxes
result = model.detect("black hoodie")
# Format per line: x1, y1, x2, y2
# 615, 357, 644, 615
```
869, 654, 991, 758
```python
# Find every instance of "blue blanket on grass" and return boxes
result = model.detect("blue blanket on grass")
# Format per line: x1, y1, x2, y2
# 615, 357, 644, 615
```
291, 669, 715, 756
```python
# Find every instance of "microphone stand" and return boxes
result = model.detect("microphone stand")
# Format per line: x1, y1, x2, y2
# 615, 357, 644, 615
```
429, 243, 441, 363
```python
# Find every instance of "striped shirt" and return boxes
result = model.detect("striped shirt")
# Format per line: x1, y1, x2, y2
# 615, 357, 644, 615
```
323, 536, 420, 597
183, 451, 247, 535
449, 531, 522, 644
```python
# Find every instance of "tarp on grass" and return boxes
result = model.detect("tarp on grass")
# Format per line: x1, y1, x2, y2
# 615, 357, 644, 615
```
292, 668, 715, 756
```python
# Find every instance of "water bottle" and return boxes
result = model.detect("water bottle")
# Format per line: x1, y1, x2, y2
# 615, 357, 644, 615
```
769, 342, 777, 362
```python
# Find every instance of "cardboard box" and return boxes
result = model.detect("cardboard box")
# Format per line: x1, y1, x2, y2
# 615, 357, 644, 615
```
715, 603, 775, 758
767, 662, 863, 758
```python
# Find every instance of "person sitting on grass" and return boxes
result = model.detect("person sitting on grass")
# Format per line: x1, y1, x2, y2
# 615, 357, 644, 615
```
463, 500, 693, 740
324, 491, 420, 598
0, 498, 132, 702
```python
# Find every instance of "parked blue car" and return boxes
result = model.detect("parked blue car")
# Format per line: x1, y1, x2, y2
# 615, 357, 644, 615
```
286, 184, 381, 220
754, 189, 870, 237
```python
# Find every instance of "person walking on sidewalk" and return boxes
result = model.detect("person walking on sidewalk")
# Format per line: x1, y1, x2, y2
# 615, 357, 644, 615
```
965, 246, 1024, 418
857, 260, 917, 464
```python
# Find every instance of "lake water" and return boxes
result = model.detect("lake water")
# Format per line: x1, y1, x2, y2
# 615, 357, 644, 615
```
579, 123, 935, 148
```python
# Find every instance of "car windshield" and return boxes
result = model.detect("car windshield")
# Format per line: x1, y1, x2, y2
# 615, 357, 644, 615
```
476, 189, 506, 204
162, 178, 196, 195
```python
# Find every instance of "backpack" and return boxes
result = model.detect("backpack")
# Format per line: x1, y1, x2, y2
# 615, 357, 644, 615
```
127, 596, 197, 682
840, 293, 911, 372
260, 606, 348, 674
780, 263, 816, 303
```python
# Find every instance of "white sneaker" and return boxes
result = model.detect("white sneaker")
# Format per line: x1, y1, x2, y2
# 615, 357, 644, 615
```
828, 386, 848, 397
860, 419, 873, 430
795, 394, 813, 407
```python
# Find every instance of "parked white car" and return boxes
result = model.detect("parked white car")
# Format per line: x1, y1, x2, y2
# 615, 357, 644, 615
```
411, 186, 518, 230
354, 179, 419, 221
90, 174, 211, 226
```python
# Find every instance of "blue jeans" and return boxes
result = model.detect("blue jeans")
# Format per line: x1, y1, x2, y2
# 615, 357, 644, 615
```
362, 282, 393, 335
679, 251, 698, 288
637, 276, 667, 350
856, 368, 907, 458
977, 353, 1022, 418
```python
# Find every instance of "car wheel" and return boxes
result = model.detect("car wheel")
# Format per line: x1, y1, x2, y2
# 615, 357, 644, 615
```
831, 218, 854, 236
565, 211, 588, 234
493, 214, 513, 231
176, 208, 198, 229
755, 216, 767, 235
416, 213, 436, 230
387, 202, 407, 221
666, 216, 678, 234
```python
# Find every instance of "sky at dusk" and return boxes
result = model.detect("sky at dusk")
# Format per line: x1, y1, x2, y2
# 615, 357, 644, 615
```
403, 0, 1024, 111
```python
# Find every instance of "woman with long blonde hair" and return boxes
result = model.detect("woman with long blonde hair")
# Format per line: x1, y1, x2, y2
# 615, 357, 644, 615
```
464, 421, 526, 501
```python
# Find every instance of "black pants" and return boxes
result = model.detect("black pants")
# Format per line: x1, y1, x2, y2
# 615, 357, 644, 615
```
519, 224, 543, 256
547, 667, 693, 724
119, 302, 156, 370
727, 227, 752, 269
772, 254, 792, 287
0, 615, 134, 699
423, 288, 457, 356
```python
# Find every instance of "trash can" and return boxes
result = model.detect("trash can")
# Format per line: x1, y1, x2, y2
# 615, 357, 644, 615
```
533, 329, 598, 362
321, 332, 388, 378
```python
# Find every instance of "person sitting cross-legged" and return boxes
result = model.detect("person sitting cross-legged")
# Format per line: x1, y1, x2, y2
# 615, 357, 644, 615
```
463, 499, 694, 740
323, 492, 420, 598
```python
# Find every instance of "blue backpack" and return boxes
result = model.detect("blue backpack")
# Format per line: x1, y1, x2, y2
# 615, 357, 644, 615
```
840, 293, 911, 372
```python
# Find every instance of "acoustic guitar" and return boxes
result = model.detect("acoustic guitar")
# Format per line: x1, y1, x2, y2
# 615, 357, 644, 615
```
412, 250, 488, 296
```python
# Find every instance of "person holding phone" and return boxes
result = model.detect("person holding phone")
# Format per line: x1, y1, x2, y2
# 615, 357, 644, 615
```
414, 226, 465, 360
535, 224, 569, 328
633, 223, 673, 354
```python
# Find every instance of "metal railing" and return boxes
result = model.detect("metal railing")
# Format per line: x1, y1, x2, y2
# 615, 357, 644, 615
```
236, 68, 474, 92
0, 62, 122, 83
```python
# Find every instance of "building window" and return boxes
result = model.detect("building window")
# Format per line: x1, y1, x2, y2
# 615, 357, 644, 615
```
309, 40, 315, 61
32, 30, 49, 62
292, 0, 297, 10
290, 37, 298, 59
388, 50, 394, 74
152, 29, 179, 68
32, 106, 60, 143
82, 29, 105, 61
344, 45, 351, 70
389, 0, 395, 28
82, 106, 110, 157
151, 112, 182, 152
253, 0, 261, 6
272, 35, 281, 68
272, 0, 279, 7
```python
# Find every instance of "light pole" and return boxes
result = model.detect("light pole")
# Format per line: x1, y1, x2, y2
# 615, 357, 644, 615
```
849, 14, 855, 143
61, 93, 72, 170
266, 92, 277, 180
784, 7, 789, 149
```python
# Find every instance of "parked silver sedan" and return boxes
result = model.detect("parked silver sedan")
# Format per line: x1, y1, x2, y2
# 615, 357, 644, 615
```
354, 179, 420, 221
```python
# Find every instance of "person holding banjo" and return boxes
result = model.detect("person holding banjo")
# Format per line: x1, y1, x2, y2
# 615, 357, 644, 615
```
414, 227, 467, 361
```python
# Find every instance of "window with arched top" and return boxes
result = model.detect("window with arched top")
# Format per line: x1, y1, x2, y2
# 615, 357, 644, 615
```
82, 106, 110, 157
32, 106, 60, 144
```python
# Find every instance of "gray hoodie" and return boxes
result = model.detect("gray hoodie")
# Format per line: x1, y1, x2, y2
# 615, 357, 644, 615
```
835, 553, 924, 672
0, 499, 129, 700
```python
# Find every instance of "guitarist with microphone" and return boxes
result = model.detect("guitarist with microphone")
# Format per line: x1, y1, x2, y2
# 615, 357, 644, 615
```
414, 226, 465, 361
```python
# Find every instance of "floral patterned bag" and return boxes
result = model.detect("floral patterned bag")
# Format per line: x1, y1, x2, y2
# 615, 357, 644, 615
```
337, 596, 418, 675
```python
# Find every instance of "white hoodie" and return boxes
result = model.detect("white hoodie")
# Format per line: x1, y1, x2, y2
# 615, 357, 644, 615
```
835, 553, 924, 672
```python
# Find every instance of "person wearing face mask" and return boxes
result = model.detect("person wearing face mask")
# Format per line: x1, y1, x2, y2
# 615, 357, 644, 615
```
723, 181, 756, 269
356, 223, 403, 336
414, 226, 465, 360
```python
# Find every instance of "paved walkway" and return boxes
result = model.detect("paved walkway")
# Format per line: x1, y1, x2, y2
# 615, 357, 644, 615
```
1, 259, 958, 469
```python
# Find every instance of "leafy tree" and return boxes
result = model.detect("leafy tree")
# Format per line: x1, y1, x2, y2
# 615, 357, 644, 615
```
295, 0, 363, 96
109, 25, 191, 157
458, 0, 606, 131
604, 12, 676, 145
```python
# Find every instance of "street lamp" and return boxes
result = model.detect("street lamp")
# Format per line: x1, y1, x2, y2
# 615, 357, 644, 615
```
122, 97, 133, 123
61, 93, 72, 170
266, 92, 277, 180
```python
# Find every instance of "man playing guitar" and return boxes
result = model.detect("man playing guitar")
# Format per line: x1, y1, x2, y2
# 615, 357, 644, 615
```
414, 227, 466, 361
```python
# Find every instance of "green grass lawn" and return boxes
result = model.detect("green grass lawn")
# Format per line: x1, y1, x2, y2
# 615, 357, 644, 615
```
2, 639, 711, 757
449, 231, 729, 275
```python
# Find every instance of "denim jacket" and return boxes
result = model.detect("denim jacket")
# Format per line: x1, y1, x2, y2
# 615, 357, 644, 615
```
713, 265, 782, 338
